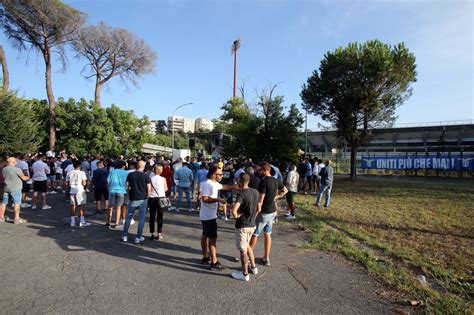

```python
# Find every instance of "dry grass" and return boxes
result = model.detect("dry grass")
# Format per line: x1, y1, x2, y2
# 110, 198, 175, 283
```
295, 176, 474, 314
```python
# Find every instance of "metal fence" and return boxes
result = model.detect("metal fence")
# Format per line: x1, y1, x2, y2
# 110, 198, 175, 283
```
314, 151, 474, 178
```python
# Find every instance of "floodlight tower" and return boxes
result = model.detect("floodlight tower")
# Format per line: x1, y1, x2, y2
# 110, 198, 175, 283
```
231, 37, 241, 107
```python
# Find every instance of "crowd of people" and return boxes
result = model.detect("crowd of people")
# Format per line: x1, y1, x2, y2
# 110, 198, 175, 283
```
0, 152, 334, 281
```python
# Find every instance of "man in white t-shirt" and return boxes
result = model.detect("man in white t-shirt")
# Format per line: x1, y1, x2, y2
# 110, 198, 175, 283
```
17, 154, 31, 208
200, 166, 236, 270
66, 160, 90, 228
31, 154, 51, 210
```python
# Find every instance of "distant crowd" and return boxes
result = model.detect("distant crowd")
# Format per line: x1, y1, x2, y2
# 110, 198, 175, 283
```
0, 152, 333, 281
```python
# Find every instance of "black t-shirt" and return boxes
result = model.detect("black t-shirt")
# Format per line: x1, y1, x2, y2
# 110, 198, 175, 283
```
235, 188, 259, 229
220, 170, 234, 185
248, 174, 261, 190
258, 176, 284, 214
126, 171, 151, 200
93, 168, 108, 190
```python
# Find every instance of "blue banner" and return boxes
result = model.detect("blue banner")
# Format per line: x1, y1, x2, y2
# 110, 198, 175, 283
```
361, 156, 474, 170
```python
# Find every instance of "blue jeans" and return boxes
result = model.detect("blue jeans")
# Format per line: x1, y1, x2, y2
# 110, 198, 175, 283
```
1, 190, 22, 205
176, 187, 192, 209
316, 184, 332, 206
253, 212, 277, 236
122, 199, 147, 239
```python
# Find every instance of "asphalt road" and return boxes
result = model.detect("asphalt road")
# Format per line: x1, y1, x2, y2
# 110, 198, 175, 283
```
0, 191, 401, 314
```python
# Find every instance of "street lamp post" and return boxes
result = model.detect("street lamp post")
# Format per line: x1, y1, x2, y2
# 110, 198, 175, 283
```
171, 102, 193, 152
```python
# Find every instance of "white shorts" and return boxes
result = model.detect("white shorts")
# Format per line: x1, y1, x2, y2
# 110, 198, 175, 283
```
70, 192, 87, 206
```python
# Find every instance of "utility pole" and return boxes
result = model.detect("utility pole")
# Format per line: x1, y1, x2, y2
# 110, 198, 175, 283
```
231, 38, 241, 107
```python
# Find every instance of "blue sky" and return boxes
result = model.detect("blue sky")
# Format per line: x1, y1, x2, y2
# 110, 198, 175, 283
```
1, 0, 472, 129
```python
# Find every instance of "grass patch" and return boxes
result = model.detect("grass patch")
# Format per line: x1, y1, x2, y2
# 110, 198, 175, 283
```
295, 176, 474, 314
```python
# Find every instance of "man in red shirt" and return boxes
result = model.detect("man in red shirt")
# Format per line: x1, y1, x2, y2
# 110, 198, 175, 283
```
161, 160, 173, 197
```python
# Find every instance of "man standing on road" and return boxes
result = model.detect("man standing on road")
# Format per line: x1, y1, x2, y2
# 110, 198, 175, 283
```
31, 153, 52, 210
199, 166, 236, 270
171, 162, 194, 212
249, 161, 288, 266
91, 161, 109, 213
316, 160, 334, 208
231, 173, 259, 281
66, 159, 91, 227
121, 161, 151, 244
0, 157, 30, 224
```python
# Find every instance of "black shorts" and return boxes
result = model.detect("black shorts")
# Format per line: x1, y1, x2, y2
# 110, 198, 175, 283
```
94, 188, 109, 201
201, 219, 217, 239
22, 181, 30, 193
33, 180, 48, 193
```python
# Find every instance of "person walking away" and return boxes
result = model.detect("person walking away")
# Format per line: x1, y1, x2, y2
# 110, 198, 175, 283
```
249, 162, 288, 266
230, 173, 259, 281
200, 166, 236, 270
316, 160, 334, 208
31, 153, 52, 210
121, 161, 151, 244
285, 164, 299, 219
171, 162, 194, 212
297, 159, 307, 192
148, 164, 168, 240
0, 157, 30, 223
91, 161, 109, 213
66, 160, 91, 227
107, 160, 128, 228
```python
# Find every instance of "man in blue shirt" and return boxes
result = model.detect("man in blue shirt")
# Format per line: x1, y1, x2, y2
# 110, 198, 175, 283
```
316, 160, 334, 208
171, 162, 194, 212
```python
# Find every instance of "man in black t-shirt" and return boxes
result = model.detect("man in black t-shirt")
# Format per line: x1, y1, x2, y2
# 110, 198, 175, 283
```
219, 163, 235, 219
231, 173, 259, 281
249, 162, 287, 266
121, 161, 151, 244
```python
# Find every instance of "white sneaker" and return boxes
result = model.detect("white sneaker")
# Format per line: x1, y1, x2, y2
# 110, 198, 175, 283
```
250, 266, 259, 275
31, 206, 37, 210
42, 205, 52, 210
25, 197, 32, 201
285, 211, 291, 216
231, 271, 249, 281
70, 221, 76, 227
168, 207, 174, 212
79, 221, 91, 227
130, 218, 136, 225
175, 208, 180, 213
46, 191, 51, 195
286, 215, 296, 220
21, 203, 31, 208
188, 208, 194, 213
119, 219, 124, 225
49, 191, 57, 194
121, 236, 128, 242
134, 236, 145, 244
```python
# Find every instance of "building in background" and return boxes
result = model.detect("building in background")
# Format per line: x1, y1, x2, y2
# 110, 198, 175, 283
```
195, 118, 214, 131
168, 116, 195, 133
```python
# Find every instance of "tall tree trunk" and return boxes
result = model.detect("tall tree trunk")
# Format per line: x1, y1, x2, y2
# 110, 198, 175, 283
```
94, 80, 102, 107
350, 143, 357, 179
0, 45, 9, 92
44, 49, 56, 151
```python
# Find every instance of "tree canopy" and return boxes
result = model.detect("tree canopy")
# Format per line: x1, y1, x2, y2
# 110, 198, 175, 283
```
220, 92, 304, 162
301, 40, 417, 178
0, 0, 85, 150
73, 22, 157, 107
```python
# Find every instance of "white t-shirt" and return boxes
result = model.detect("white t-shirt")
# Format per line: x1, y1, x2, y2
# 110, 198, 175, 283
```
67, 170, 87, 194
17, 160, 30, 177
286, 170, 299, 193
32, 160, 50, 181
199, 179, 223, 221
149, 174, 166, 198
